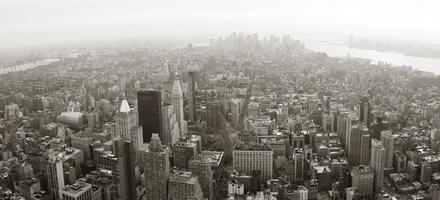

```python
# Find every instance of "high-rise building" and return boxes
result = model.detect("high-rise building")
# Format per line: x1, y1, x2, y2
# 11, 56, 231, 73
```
393, 151, 407, 173
114, 139, 136, 200
322, 112, 334, 132
116, 97, 143, 149
19, 178, 41, 200
233, 144, 273, 181
370, 139, 385, 194
168, 171, 204, 200
380, 130, 394, 169
172, 79, 186, 136
4, 103, 20, 121
162, 103, 180, 146
142, 134, 170, 200
188, 155, 214, 200
359, 134, 371, 165
137, 90, 162, 143
351, 165, 373, 199
188, 71, 197, 122
348, 125, 370, 166
359, 96, 371, 128
173, 135, 202, 169
421, 161, 432, 185
407, 161, 419, 182
61, 181, 92, 200
337, 112, 352, 149
207, 102, 223, 129
46, 156, 65, 200
230, 98, 243, 129
293, 148, 304, 184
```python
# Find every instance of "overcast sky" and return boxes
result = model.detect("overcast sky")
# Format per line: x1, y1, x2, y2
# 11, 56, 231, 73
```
1, 0, 439, 50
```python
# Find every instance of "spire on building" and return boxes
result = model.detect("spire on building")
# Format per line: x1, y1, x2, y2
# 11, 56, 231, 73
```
173, 79, 183, 96
119, 94, 130, 112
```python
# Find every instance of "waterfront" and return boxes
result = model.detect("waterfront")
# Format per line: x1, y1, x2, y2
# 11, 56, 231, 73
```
302, 38, 440, 75
1, 58, 60, 75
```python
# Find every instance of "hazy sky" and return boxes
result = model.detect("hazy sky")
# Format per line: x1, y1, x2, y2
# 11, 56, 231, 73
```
1, 0, 439, 50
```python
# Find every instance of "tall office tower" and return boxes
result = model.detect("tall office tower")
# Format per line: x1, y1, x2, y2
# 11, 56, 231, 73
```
137, 90, 162, 143
359, 96, 372, 128
46, 156, 65, 200
351, 165, 374, 199
370, 139, 385, 194
359, 134, 371, 165
188, 155, 214, 200
293, 148, 304, 184
207, 102, 223, 128
322, 112, 334, 132
4, 103, 20, 121
233, 144, 273, 181
337, 112, 352, 149
188, 71, 197, 122
348, 125, 370, 166
230, 98, 243, 129
393, 151, 407, 173
61, 181, 92, 200
380, 130, 394, 169
172, 79, 186, 136
173, 135, 201, 169
114, 139, 136, 200
162, 103, 180, 146
143, 134, 170, 200
407, 161, 419, 182
421, 161, 432, 185
168, 171, 204, 200
116, 97, 143, 149
167, 62, 176, 81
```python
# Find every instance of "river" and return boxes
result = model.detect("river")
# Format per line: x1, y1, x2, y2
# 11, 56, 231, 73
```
301, 38, 440, 75
1, 58, 60, 75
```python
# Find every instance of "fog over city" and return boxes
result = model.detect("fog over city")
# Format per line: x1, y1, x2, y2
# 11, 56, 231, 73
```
1, 0, 440, 50
3, 1, 440, 200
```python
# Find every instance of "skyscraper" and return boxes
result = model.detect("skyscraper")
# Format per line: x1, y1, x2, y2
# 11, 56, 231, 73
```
188, 155, 214, 200
137, 90, 162, 143
46, 156, 65, 200
116, 97, 143, 149
233, 143, 273, 181
337, 112, 352, 149
114, 139, 136, 200
359, 96, 371, 128
293, 148, 304, 184
359, 134, 371, 165
349, 125, 370, 166
322, 112, 334, 132
60, 181, 93, 200
380, 130, 394, 169
351, 165, 373, 199
172, 79, 186, 136
207, 102, 223, 128
162, 103, 180, 146
370, 139, 385, 194
168, 171, 204, 200
188, 71, 197, 122
173, 135, 201, 170
231, 98, 243, 129
142, 134, 170, 200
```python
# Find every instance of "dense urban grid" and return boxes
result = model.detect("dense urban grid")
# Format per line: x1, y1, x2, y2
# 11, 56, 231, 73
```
1, 32, 440, 200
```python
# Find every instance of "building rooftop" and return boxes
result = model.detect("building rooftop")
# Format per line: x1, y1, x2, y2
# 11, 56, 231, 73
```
234, 143, 272, 151
61, 181, 91, 196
